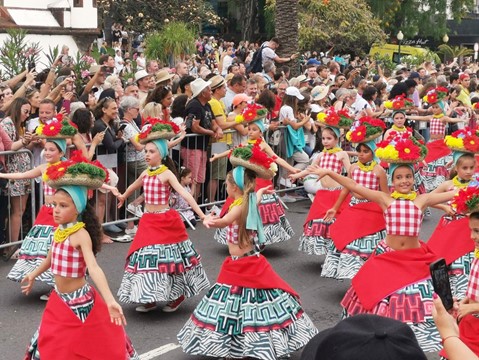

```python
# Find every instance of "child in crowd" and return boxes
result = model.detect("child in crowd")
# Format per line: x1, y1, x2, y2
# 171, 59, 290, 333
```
178, 146, 318, 359
21, 158, 138, 359
170, 167, 197, 229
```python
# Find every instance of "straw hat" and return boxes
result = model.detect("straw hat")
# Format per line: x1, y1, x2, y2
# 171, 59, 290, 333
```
190, 78, 212, 98
134, 70, 150, 82
311, 84, 329, 101
136, 118, 180, 144
154, 69, 174, 84
229, 143, 277, 179
210, 75, 225, 90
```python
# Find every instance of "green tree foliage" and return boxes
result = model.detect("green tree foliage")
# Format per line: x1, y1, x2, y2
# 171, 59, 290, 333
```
266, 0, 385, 53
97, 0, 221, 32
144, 22, 196, 66
437, 44, 474, 61
0, 29, 41, 79
367, 0, 474, 40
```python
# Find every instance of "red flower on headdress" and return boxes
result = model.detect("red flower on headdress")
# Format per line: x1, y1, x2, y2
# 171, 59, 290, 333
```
243, 109, 256, 121
350, 125, 367, 142
249, 143, 274, 168
325, 109, 340, 125
45, 162, 68, 180
392, 98, 405, 110
427, 92, 438, 104
396, 139, 420, 160
453, 186, 479, 214
463, 134, 479, 152
42, 121, 62, 136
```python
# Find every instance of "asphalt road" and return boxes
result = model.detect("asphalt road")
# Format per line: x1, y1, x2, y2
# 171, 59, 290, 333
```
0, 199, 442, 359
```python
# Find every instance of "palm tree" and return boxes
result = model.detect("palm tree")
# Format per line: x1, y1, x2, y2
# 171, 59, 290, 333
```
275, 0, 299, 75
437, 44, 474, 63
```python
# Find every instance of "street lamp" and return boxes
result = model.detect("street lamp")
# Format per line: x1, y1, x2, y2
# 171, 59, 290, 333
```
397, 30, 404, 64
443, 34, 449, 64
475, 42, 479, 63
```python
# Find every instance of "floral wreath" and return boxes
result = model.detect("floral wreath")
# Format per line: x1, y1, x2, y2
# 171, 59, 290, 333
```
35, 114, 77, 138
42, 151, 108, 189
444, 127, 479, 153
375, 132, 427, 163
235, 103, 268, 124
383, 95, 414, 111
136, 117, 180, 144
316, 108, 353, 129
346, 116, 386, 143
452, 184, 479, 214
229, 143, 278, 179
422, 87, 448, 104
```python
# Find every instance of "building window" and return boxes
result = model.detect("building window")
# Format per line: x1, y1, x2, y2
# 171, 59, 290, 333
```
73, 0, 83, 7
92, 0, 97, 7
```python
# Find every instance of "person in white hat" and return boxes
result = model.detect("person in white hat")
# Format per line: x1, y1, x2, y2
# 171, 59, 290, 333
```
180, 78, 223, 200
135, 70, 152, 106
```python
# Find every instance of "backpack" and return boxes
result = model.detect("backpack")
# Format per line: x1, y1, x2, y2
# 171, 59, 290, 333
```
247, 44, 269, 74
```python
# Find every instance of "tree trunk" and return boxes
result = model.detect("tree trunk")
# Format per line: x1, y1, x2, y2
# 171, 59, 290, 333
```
240, 0, 259, 42
275, 0, 299, 76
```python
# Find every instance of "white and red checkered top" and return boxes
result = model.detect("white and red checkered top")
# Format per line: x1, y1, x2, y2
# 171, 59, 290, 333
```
226, 224, 240, 245
384, 199, 422, 237
43, 182, 56, 197
51, 238, 87, 278
351, 167, 379, 190
466, 257, 479, 301
430, 117, 445, 136
319, 152, 343, 174
143, 175, 170, 205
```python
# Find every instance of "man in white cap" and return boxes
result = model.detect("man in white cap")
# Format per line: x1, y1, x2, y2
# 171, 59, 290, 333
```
180, 78, 223, 200
135, 70, 152, 106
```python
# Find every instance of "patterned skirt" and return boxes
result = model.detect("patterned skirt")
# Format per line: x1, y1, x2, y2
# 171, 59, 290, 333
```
448, 251, 475, 300
7, 208, 55, 286
117, 239, 210, 304
25, 284, 139, 360
340, 240, 440, 352
420, 155, 451, 193
177, 257, 318, 360
214, 194, 294, 246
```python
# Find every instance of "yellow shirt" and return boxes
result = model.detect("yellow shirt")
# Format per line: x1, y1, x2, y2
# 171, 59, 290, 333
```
209, 97, 233, 144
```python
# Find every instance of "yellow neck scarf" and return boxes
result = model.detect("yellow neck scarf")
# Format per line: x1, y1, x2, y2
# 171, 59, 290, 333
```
357, 160, 377, 173
323, 147, 342, 154
475, 248, 479, 259
391, 125, 406, 132
391, 191, 417, 201
452, 176, 470, 189
432, 113, 445, 119
229, 197, 243, 211
146, 165, 167, 176
53, 222, 85, 243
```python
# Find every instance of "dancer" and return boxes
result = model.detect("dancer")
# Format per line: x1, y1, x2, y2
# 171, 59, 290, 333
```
320, 117, 388, 279
21, 158, 138, 359
407, 87, 467, 192
117, 119, 209, 313
290, 107, 353, 255
178, 145, 318, 360
310, 132, 456, 351
210, 103, 296, 246
5, 120, 77, 296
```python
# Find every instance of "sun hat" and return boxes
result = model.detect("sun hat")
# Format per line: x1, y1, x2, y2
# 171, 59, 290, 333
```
136, 117, 181, 144
311, 85, 329, 101
296, 75, 308, 83
210, 75, 225, 90
376, 131, 427, 164
285, 86, 305, 100
134, 70, 150, 82
225, 73, 234, 83
229, 142, 278, 179
154, 69, 175, 84
232, 94, 252, 107
190, 78, 212, 98
300, 314, 427, 360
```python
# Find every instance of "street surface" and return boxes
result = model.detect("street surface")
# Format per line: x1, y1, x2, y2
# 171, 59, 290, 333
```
0, 199, 442, 359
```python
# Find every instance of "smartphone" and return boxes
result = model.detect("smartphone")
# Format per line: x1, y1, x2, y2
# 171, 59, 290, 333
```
117, 123, 127, 132
430, 258, 454, 310
28, 61, 36, 71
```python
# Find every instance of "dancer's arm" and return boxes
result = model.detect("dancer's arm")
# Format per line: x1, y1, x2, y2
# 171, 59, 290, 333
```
0, 164, 44, 180
117, 171, 146, 207
166, 171, 205, 220
203, 204, 241, 228
261, 142, 298, 173
21, 250, 52, 295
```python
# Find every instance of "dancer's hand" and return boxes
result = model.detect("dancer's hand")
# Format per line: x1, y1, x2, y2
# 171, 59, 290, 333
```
432, 293, 459, 339
107, 301, 127, 326
202, 213, 218, 228
117, 194, 126, 208
21, 274, 35, 295
324, 208, 336, 222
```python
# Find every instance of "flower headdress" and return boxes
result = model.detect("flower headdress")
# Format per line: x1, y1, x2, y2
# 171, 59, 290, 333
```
42, 150, 108, 189
235, 103, 268, 124
316, 108, 353, 129
375, 132, 427, 164
229, 143, 278, 179
473, 103, 479, 111
136, 117, 180, 144
422, 87, 448, 104
346, 116, 386, 143
451, 184, 479, 214
445, 127, 479, 154
35, 114, 77, 139
383, 95, 414, 111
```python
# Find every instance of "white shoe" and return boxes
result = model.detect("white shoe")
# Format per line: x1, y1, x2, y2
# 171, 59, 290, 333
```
112, 234, 132, 243
125, 225, 138, 235
208, 205, 221, 216
127, 204, 143, 217
135, 303, 157, 313
279, 178, 297, 188
281, 194, 297, 203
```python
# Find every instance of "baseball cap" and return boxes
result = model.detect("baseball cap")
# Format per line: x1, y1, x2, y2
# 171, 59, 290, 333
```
307, 58, 321, 66
301, 314, 427, 360
408, 72, 420, 79
285, 86, 305, 100
232, 94, 252, 107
